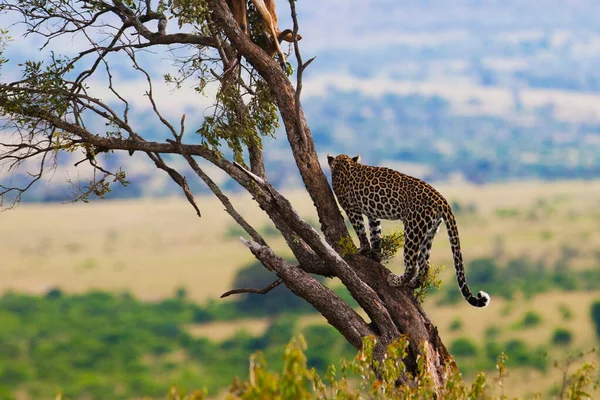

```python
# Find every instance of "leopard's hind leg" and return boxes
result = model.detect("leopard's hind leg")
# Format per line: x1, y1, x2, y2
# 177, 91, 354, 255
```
411, 217, 442, 287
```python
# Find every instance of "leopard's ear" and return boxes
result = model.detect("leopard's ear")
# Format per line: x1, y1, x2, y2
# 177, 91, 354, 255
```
352, 154, 361, 163
327, 153, 335, 167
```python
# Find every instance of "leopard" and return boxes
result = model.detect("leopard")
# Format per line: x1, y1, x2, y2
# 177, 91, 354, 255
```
327, 153, 490, 308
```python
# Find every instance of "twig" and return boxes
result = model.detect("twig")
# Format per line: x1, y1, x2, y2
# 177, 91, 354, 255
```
220, 278, 283, 298
289, 0, 314, 145
174, 143, 267, 246
178, 114, 186, 141
146, 152, 201, 217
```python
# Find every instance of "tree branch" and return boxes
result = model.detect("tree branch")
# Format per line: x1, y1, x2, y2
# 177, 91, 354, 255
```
207, 0, 349, 249
240, 237, 371, 349
220, 278, 282, 298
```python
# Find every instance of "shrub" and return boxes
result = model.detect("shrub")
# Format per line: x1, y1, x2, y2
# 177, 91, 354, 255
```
514, 310, 542, 329
485, 325, 500, 339
258, 223, 281, 238
468, 258, 499, 285
449, 318, 463, 331
168, 336, 597, 400
449, 337, 478, 357
551, 327, 573, 346
590, 301, 600, 338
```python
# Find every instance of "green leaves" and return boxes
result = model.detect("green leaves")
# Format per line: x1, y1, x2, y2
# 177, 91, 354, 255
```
196, 75, 278, 162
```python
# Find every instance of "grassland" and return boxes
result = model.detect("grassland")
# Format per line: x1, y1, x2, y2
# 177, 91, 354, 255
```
2, 180, 599, 300
1, 180, 600, 398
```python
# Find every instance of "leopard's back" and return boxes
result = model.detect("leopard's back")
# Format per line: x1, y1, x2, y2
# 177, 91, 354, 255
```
331, 158, 447, 222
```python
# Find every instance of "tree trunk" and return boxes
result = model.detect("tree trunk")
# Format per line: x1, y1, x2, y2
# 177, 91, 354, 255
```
207, 0, 458, 389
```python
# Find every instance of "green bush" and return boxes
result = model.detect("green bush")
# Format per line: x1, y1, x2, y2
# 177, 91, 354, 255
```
449, 318, 463, 331
551, 328, 573, 346
485, 325, 500, 339
449, 337, 478, 357
467, 258, 499, 285
223, 224, 245, 239
591, 301, 600, 339
0, 290, 346, 399
514, 310, 543, 329
504, 339, 548, 371
165, 336, 599, 400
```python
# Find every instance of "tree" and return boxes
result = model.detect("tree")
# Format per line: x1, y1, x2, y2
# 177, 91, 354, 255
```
0, 0, 457, 392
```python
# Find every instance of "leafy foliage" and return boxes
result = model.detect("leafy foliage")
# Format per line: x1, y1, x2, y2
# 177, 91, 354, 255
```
0, 290, 340, 399
208, 336, 596, 399
414, 263, 445, 304
379, 228, 405, 263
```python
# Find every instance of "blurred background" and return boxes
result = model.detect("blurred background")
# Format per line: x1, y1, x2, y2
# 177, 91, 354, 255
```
1, 0, 600, 398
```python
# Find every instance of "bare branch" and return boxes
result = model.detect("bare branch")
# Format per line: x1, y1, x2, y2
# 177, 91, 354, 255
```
146, 152, 201, 217
220, 278, 283, 298
240, 237, 371, 349
175, 144, 267, 246
288, 0, 311, 144
208, 0, 349, 249
232, 162, 399, 340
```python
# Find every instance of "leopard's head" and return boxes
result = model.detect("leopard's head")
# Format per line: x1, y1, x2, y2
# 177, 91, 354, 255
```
327, 153, 361, 171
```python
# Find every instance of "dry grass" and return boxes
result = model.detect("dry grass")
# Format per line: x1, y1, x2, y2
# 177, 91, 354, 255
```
185, 319, 271, 341
1, 180, 598, 300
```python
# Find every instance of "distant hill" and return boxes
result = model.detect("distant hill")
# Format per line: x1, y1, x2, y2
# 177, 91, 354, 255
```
3, 0, 600, 202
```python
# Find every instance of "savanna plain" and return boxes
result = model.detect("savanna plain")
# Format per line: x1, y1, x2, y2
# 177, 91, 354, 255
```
1, 180, 600, 399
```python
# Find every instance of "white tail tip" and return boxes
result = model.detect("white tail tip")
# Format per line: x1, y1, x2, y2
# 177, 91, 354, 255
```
478, 291, 491, 308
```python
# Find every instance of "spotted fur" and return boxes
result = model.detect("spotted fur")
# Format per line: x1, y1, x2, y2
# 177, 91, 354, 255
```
327, 154, 490, 308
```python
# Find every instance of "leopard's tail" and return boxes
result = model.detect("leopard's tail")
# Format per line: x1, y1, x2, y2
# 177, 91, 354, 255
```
442, 206, 490, 308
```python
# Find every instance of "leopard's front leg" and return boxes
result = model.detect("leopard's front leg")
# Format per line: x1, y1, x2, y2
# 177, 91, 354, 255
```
368, 217, 382, 262
388, 226, 420, 287
346, 210, 374, 256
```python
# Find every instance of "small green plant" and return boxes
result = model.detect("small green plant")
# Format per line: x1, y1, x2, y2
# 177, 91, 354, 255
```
552, 348, 598, 399
379, 228, 405, 263
337, 236, 357, 257
559, 303, 574, 321
449, 318, 463, 331
551, 327, 573, 346
414, 264, 445, 304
